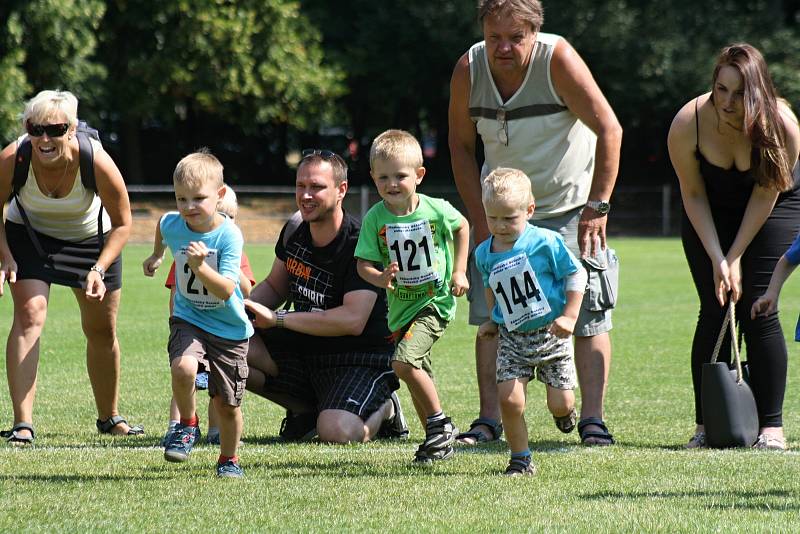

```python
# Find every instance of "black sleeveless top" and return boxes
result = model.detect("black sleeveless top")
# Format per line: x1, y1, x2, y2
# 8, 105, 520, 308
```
694, 99, 754, 215
694, 98, 800, 217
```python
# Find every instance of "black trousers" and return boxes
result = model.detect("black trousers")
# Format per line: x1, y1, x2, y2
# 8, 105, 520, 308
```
681, 188, 800, 428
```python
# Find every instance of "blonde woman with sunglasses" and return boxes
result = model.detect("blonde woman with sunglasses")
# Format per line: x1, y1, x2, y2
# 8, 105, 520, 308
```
0, 89, 141, 445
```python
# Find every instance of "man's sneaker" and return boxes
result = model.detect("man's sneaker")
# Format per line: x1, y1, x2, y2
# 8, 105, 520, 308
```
216, 459, 244, 478
412, 416, 458, 464
503, 456, 536, 477
195, 371, 209, 390
164, 424, 200, 462
279, 411, 318, 442
377, 392, 409, 440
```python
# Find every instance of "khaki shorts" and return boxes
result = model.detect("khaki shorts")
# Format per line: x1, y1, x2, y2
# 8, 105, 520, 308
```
468, 206, 618, 337
168, 317, 249, 407
496, 324, 577, 389
392, 306, 449, 378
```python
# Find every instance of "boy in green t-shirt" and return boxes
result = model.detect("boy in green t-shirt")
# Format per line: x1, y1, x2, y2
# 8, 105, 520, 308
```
355, 129, 469, 464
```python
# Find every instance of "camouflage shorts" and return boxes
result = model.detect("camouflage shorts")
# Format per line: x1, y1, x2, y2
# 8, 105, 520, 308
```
496, 324, 577, 389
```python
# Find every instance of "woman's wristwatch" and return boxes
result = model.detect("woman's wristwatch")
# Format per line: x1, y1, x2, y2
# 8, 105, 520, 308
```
89, 265, 106, 280
586, 200, 611, 215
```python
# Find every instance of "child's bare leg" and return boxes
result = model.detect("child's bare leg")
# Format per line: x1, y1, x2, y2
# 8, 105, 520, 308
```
498, 378, 528, 454
546, 385, 575, 418
208, 398, 218, 429
213, 396, 242, 458
169, 397, 180, 421
392, 360, 441, 425
171, 357, 198, 420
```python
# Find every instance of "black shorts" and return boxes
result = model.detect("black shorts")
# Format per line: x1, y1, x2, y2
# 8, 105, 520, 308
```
5, 221, 122, 291
262, 334, 399, 420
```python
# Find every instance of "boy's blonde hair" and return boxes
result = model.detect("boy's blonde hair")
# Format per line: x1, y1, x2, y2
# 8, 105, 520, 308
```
173, 148, 223, 189
217, 184, 238, 219
22, 90, 79, 129
482, 167, 534, 209
370, 129, 423, 169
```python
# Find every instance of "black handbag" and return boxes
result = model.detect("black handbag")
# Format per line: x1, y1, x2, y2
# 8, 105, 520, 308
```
701, 302, 759, 448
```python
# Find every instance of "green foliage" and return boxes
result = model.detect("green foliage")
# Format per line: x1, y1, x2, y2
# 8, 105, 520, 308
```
0, 12, 29, 140
100, 0, 344, 131
1, 240, 800, 531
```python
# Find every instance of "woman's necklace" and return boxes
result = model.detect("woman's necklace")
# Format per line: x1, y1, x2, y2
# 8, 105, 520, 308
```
37, 158, 71, 198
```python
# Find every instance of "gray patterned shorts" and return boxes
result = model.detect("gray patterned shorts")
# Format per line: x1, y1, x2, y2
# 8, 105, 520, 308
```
496, 324, 577, 389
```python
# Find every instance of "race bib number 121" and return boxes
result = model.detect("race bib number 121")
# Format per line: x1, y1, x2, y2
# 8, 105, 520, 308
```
175, 248, 223, 310
385, 220, 438, 286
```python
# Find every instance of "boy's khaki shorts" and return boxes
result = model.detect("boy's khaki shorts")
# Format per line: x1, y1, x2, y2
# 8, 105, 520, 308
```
392, 306, 449, 378
496, 324, 577, 389
168, 317, 249, 407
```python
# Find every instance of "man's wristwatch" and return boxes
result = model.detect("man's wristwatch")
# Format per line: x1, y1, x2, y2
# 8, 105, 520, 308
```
89, 265, 106, 280
586, 200, 611, 215
276, 309, 287, 329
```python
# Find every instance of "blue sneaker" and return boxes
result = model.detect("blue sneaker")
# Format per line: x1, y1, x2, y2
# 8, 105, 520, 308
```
217, 459, 244, 478
195, 371, 209, 390
164, 424, 200, 463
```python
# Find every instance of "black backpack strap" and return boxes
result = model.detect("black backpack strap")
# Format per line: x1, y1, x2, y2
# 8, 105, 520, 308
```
77, 132, 95, 191
76, 131, 105, 248
11, 138, 48, 260
12, 138, 32, 195
282, 210, 303, 247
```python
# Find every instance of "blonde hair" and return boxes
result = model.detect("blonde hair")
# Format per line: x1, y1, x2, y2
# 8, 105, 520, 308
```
173, 148, 224, 189
22, 90, 79, 129
217, 184, 238, 219
370, 129, 423, 169
482, 167, 534, 209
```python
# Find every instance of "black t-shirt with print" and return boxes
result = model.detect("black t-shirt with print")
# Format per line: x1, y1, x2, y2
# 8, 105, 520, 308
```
272, 211, 392, 354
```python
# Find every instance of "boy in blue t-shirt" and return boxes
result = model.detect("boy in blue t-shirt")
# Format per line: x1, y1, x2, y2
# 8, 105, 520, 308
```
142, 149, 253, 478
475, 168, 587, 477
752, 231, 800, 341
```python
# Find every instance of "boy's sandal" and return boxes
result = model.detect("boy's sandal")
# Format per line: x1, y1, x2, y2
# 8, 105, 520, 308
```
503, 457, 536, 477
455, 417, 503, 445
577, 417, 614, 446
553, 408, 577, 434
1, 422, 35, 446
96, 415, 144, 436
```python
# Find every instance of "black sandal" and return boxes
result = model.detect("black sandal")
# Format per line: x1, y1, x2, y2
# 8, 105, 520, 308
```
455, 417, 503, 445
577, 417, 614, 446
554, 408, 577, 434
96, 415, 144, 436
1, 422, 35, 446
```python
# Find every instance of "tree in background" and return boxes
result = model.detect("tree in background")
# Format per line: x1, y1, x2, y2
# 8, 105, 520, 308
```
0, 0, 106, 140
98, 0, 344, 183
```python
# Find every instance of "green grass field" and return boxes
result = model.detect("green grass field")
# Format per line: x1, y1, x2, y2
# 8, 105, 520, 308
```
1, 239, 799, 532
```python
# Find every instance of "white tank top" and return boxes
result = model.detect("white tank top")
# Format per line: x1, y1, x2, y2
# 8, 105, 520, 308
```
468, 33, 597, 218
6, 136, 111, 241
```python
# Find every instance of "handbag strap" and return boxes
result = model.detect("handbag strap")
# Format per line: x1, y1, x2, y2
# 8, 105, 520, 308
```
709, 301, 745, 383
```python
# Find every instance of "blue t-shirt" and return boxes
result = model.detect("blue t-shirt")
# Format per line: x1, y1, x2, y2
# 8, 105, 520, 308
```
785, 231, 800, 341
475, 223, 580, 332
160, 212, 254, 341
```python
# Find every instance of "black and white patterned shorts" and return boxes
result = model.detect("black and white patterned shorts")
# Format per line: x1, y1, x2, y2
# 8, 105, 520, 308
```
263, 347, 399, 420
496, 324, 577, 389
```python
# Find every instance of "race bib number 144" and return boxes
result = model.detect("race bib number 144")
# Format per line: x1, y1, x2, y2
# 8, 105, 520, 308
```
488, 253, 550, 331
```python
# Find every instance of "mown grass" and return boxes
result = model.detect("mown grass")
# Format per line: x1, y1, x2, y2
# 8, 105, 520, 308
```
1, 239, 799, 533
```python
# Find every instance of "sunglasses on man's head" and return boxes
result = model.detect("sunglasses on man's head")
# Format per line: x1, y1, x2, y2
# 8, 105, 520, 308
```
26, 121, 70, 138
301, 148, 342, 162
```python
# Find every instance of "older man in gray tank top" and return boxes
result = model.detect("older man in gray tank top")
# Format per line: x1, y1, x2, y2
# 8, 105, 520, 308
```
449, 0, 622, 446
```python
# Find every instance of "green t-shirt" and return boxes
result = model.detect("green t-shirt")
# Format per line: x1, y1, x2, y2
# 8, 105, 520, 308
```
355, 194, 464, 331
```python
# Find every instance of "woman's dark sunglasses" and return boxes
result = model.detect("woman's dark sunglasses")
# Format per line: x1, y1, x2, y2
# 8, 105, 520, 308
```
26, 121, 70, 138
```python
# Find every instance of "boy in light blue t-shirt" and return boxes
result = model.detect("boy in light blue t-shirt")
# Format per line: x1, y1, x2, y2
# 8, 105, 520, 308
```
475, 168, 586, 477
142, 149, 253, 478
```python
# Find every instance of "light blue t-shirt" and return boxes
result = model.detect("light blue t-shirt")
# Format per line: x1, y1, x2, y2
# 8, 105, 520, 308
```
160, 212, 253, 340
475, 223, 580, 332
